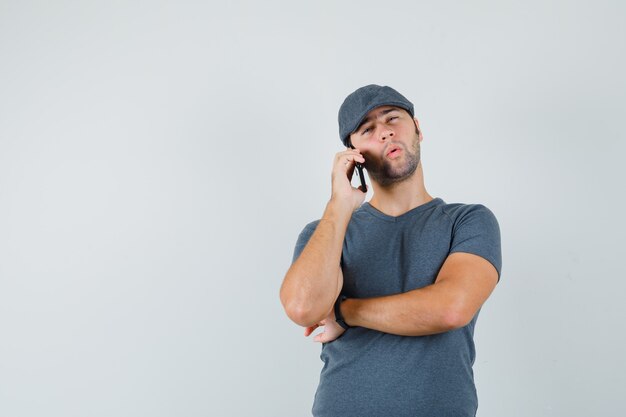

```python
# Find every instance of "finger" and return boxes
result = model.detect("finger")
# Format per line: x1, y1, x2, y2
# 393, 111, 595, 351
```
343, 151, 364, 161
347, 163, 355, 181
335, 150, 363, 163
336, 154, 365, 171
313, 332, 326, 343
338, 148, 362, 156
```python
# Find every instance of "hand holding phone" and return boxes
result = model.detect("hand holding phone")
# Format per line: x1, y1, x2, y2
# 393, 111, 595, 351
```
349, 145, 367, 193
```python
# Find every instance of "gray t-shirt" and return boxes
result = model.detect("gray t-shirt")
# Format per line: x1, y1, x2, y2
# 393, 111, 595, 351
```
291, 197, 502, 417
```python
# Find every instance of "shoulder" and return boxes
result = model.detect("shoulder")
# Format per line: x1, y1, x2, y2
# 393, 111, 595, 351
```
300, 219, 321, 234
292, 219, 322, 263
300, 202, 371, 234
440, 201, 498, 224
295, 219, 321, 243
441, 201, 502, 279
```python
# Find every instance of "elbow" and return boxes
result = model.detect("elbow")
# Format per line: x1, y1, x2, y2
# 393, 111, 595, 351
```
441, 304, 474, 330
282, 302, 320, 327
281, 294, 329, 327
279, 288, 326, 327
279, 268, 334, 327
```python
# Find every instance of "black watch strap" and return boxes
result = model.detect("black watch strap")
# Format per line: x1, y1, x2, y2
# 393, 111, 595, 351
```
334, 295, 351, 330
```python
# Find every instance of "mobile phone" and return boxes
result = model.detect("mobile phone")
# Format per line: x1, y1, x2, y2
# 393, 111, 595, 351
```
349, 145, 367, 193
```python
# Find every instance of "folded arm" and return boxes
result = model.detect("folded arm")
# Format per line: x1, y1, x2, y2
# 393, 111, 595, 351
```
340, 252, 499, 336
280, 200, 352, 327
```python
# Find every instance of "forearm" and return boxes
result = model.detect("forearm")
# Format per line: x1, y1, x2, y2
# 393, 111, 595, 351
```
280, 199, 352, 326
341, 280, 466, 336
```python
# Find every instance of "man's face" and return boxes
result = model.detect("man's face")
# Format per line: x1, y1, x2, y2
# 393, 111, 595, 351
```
348, 105, 421, 187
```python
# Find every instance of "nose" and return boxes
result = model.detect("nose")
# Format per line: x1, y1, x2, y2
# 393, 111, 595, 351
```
377, 125, 394, 142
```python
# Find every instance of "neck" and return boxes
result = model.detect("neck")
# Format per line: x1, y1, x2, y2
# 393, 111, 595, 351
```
367, 162, 434, 217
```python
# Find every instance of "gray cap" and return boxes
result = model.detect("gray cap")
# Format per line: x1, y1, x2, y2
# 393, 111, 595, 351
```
338, 84, 414, 147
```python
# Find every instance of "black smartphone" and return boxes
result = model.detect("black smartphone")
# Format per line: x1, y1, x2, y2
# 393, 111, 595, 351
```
349, 145, 367, 193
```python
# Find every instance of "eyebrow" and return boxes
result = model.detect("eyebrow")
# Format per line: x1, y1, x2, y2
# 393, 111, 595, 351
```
356, 108, 401, 133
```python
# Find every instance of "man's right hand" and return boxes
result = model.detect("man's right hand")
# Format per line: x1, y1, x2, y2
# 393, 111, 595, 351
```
303, 307, 347, 343
331, 149, 367, 211
281, 151, 361, 327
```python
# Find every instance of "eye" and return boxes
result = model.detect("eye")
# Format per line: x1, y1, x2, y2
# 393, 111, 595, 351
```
387, 116, 398, 122
361, 126, 372, 134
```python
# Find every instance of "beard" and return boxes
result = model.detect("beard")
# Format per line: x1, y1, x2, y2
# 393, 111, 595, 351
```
364, 134, 421, 187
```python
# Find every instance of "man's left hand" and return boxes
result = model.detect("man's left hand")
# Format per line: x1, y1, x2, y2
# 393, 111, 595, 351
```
303, 310, 346, 343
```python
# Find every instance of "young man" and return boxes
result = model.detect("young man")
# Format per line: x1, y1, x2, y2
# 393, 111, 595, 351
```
280, 85, 502, 417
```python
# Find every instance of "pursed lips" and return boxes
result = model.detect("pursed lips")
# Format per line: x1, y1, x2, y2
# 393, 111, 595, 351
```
385, 145, 402, 157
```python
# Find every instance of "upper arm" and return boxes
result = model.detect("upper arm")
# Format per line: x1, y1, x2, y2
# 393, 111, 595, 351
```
434, 251, 499, 327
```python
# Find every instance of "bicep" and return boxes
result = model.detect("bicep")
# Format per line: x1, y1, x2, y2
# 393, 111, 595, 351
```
434, 252, 499, 325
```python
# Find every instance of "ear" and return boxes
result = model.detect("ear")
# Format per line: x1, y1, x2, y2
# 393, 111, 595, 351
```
414, 117, 423, 142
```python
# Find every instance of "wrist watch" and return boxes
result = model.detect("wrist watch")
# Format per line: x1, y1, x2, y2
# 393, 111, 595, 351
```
334, 295, 351, 330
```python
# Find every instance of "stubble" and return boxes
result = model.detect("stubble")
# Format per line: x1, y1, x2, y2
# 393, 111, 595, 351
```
365, 134, 421, 187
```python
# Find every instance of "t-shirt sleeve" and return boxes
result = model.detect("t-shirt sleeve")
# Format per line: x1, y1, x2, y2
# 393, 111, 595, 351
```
449, 204, 502, 282
291, 220, 320, 264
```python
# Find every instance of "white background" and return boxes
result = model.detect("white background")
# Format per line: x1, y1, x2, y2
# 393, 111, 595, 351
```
1, 1, 624, 416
